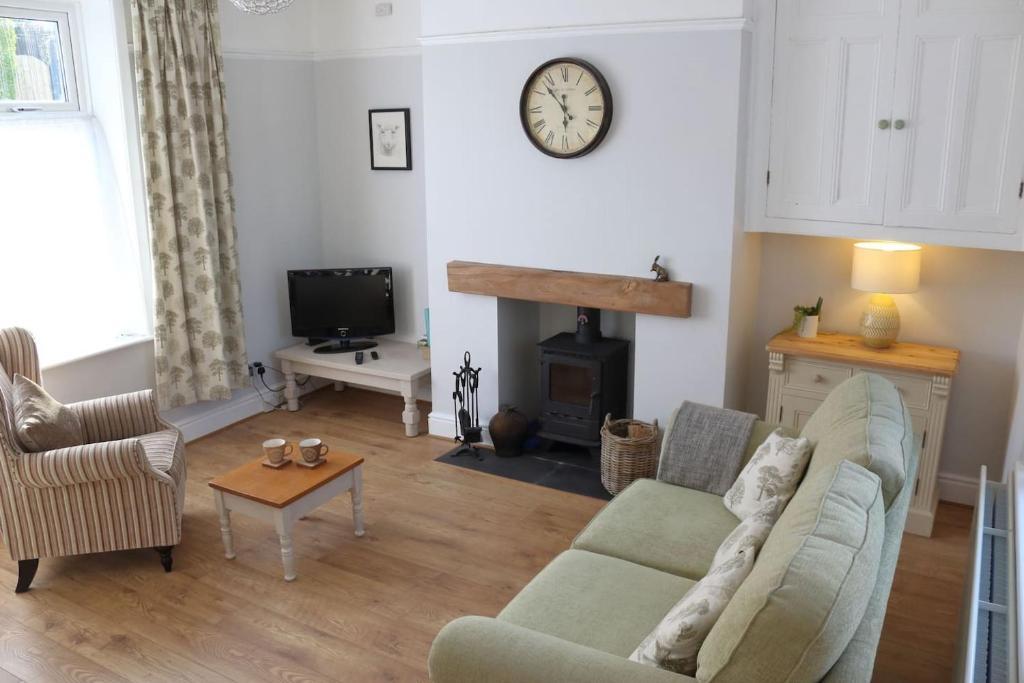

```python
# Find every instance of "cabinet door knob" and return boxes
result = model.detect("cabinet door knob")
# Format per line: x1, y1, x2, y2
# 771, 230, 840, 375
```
893, 119, 906, 130
814, 374, 825, 383
878, 119, 891, 129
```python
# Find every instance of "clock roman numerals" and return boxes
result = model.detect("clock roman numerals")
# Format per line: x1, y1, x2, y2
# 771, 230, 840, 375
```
521, 59, 610, 157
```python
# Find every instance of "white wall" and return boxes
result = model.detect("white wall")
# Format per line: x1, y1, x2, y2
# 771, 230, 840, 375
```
217, 0, 315, 56
423, 27, 751, 435
313, 0, 420, 54
421, 0, 748, 38
747, 234, 1024, 485
315, 55, 427, 343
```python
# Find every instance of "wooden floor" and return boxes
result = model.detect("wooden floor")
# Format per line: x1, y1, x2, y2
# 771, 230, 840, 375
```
0, 387, 971, 682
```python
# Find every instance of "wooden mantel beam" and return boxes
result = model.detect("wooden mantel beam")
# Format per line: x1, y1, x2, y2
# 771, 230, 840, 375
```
446, 261, 692, 318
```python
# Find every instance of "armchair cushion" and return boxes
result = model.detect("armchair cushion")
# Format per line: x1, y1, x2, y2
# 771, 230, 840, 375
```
13, 374, 85, 452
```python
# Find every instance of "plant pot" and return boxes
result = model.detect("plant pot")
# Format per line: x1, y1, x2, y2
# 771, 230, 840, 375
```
797, 315, 819, 339
488, 406, 529, 457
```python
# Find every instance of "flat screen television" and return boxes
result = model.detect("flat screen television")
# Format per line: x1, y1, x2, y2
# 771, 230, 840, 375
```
287, 267, 395, 354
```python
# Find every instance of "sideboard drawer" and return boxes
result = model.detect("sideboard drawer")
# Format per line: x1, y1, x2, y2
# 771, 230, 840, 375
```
860, 370, 932, 411
784, 359, 852, 396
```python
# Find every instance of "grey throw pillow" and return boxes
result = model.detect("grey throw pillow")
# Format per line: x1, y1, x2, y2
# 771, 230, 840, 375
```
13, 374, 85, 452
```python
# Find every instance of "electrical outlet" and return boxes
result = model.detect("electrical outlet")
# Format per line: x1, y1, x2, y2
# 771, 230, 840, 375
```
375, 2, 393, 17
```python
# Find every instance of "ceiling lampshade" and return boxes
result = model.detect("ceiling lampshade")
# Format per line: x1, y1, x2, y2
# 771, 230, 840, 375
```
851, 241, 921, 294
228, 0, 295, 15
850, 242, 922, 349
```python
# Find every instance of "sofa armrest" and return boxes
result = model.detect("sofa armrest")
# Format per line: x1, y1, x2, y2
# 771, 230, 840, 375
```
15, 438, 170, 488
68, 389, 163, 442
428, 617, 692, 683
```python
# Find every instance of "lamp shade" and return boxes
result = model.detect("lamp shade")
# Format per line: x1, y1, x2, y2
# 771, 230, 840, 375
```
851, 242, 921, 294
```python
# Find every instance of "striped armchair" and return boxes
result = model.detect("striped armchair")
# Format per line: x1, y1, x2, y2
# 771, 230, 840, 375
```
0, 328, 186, 592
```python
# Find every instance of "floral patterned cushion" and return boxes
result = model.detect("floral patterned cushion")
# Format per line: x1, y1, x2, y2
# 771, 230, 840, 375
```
723, 429, 811, 521
629, 502, 780, 675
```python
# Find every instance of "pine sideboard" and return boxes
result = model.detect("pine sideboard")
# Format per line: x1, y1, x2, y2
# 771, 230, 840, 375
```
766, 330, 960, 537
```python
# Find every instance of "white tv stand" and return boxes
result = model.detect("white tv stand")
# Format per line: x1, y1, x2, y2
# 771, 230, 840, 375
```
274, 338, 430, 437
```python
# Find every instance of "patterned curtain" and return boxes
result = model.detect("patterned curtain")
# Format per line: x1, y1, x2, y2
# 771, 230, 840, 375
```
131, 0, 248, 410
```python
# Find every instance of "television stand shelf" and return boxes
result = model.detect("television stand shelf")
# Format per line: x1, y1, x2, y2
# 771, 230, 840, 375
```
274, 339, 430, 437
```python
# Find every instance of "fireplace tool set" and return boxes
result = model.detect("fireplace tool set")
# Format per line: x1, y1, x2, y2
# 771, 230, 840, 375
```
452, 351, 483, 458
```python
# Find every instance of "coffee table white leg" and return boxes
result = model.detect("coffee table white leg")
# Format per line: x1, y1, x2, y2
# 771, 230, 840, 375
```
351, 466, 365, 537
214, 491, 236, 560
282, 359, 299, 412
334, 381, 346, 392
274, 511, 297, 581
401, 384, 420, 437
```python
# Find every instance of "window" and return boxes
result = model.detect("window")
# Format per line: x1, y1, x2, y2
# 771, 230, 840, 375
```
0, 1, 150, 366
0, 5, 79, 112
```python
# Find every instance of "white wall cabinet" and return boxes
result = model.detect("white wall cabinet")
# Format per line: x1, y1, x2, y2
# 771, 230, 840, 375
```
751, 0, 1024, 250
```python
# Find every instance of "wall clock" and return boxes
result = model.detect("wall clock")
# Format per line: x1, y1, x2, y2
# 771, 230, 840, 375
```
519, 57, 612, 159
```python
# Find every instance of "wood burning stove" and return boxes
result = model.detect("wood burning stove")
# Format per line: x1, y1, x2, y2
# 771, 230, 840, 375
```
537, 308, 629, 447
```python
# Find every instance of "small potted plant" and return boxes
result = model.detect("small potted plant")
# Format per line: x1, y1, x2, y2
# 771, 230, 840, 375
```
793, 297, 823, 339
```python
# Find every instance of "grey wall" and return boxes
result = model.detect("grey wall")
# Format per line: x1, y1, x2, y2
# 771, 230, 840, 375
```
747, 233, 1024, 481
224, 56, 323, 369
315, 56, 427, 343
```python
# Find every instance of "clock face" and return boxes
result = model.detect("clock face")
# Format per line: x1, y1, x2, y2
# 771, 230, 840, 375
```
520, 58, 612, 159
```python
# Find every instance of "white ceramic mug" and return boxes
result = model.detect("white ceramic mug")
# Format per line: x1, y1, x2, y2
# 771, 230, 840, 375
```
262, 438, 293, 464
299, 438, 329, 463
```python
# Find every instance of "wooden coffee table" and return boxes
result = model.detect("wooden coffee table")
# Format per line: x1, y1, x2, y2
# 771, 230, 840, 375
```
208, 450, 365, 581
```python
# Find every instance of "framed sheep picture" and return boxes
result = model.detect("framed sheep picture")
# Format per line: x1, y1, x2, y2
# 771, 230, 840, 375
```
368, 108, 412, 170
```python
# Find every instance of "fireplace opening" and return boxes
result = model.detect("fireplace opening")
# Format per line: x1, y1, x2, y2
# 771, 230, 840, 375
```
537, 307, 630, 448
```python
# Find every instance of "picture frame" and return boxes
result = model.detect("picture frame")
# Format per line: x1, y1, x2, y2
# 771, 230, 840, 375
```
368, 108, 412, 170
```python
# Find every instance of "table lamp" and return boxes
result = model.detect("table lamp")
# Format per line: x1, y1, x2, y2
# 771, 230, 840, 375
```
851, 242, 921, 348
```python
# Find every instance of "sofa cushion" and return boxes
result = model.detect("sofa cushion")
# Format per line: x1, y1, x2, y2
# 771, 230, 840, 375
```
573, 479, 740, 580
498, 549, 697, 657
696, 461, 885, 682
799, 373, 909, 509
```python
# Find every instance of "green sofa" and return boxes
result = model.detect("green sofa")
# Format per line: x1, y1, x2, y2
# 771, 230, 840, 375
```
429, 374, 918, 682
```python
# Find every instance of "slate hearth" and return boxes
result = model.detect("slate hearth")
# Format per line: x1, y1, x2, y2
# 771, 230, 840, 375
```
435, 444, 612, 500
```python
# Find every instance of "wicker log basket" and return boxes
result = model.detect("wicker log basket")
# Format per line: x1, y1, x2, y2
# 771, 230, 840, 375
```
600, 414, 660, 495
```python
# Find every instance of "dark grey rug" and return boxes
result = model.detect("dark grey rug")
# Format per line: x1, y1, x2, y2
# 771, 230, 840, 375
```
435, 443, 612, 500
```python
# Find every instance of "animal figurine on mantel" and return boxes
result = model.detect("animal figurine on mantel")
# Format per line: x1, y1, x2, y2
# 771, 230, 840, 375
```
651, 255, 670, 282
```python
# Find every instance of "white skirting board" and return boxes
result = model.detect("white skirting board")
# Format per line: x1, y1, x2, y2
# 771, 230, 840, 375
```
168, 378, 330, 443
428, 411, 492, 446
939, 472, 983, 506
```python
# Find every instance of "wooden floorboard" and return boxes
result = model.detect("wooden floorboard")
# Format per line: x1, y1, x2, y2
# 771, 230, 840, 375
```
0, 387, 971, 682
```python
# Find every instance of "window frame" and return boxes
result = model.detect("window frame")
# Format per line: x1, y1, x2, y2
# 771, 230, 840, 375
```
0, 2, 84, 113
